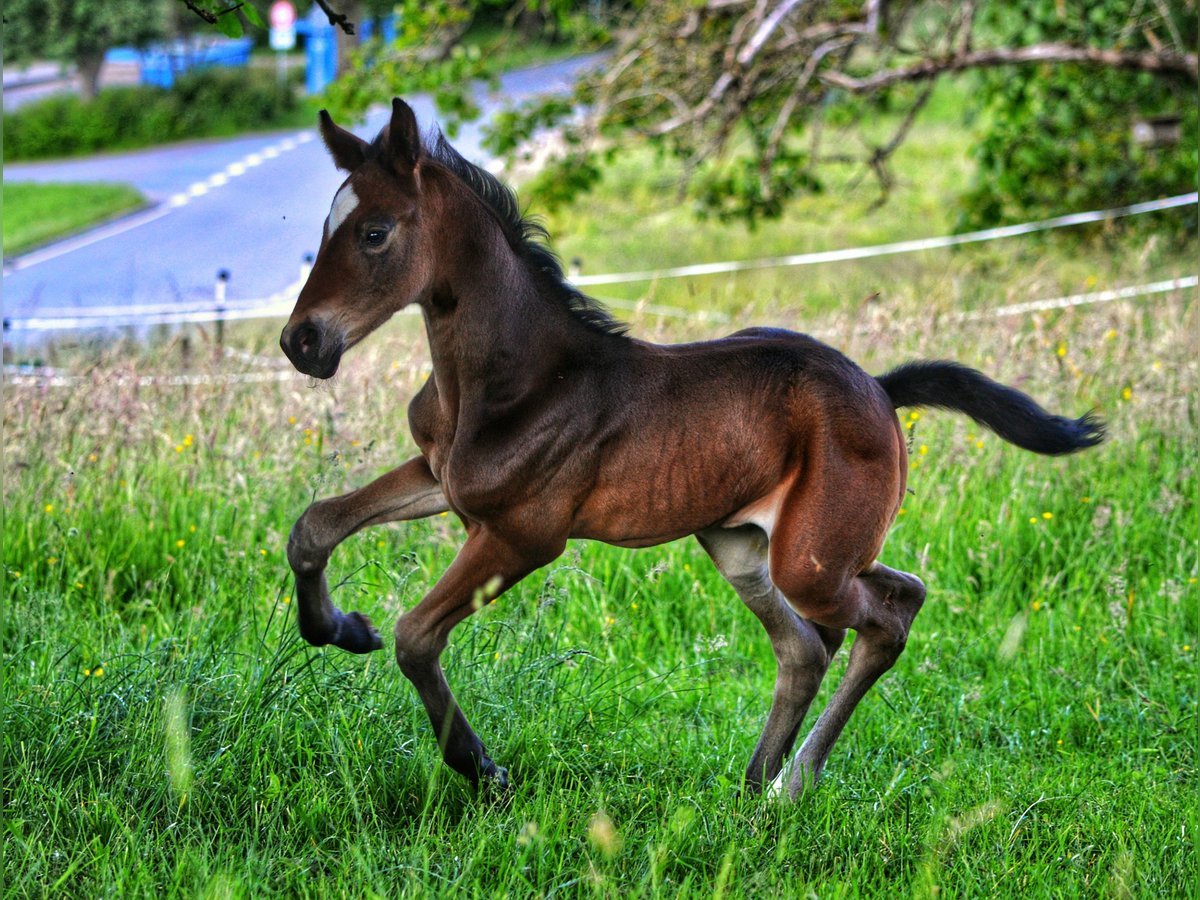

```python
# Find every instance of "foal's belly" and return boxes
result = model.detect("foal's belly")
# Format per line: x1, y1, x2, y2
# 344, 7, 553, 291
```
568, 419, 791, 548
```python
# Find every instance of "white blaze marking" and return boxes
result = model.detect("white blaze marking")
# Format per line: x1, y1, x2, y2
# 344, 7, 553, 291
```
326, 183, 360, 239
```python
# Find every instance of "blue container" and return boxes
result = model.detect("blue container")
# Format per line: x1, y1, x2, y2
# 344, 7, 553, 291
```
301, 5, 338, 95
126, 37, 254, 88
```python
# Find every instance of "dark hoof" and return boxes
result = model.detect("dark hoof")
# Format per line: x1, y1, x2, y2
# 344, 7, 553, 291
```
479, 762, 511, 794
332, 611, 383, 653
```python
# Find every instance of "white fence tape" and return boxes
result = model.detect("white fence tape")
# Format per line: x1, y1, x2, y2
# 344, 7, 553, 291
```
804, 275, 1197, 341
4, 369, 299, 389
956, 275, 1197, 321
5, 193, 1195, 333
7, 276, 1193, 389
572, 193, 1198, 287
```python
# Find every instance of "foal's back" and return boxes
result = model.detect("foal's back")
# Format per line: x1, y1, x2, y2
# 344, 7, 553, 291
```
568, 326, 904, 547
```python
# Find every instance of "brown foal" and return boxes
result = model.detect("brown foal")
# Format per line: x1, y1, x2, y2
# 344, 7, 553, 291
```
279, 99, 1103, 797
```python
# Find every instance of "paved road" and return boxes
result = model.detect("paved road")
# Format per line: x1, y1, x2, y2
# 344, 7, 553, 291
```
3, 55, 600, 340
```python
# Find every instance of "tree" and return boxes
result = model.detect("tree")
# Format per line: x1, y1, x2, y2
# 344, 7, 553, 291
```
316, 0, 1196, 226
6, 0, 172, 100
165, 0, 1196, 227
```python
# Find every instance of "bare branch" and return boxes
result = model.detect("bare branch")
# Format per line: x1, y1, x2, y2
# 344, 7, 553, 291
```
764, 34, 855, 167
822, 43, 1199, 91
313, 0, 355, 35
180, 0, 218, 24
737, 0, 808, 66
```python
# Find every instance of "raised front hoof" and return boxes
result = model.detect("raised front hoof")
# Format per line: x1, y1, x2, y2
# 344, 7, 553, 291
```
331, 611, 384, 654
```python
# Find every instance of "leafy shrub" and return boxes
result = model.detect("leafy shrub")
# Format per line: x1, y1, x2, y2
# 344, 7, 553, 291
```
4, 67, 306, 160
957, 0, 1197, 238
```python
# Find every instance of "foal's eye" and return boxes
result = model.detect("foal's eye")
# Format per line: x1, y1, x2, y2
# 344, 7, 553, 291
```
363, 227, 388, 247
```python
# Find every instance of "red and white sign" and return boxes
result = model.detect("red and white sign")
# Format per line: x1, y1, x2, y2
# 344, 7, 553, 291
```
269, 1, 296, 50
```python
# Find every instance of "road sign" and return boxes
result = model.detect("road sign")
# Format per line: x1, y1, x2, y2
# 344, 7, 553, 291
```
270, 1, 296, 51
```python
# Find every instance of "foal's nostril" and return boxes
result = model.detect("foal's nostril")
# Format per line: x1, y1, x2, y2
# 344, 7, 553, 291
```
293, 323, 321, 360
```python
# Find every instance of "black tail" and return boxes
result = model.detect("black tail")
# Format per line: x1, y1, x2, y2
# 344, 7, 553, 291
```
877, 360, 1105, 455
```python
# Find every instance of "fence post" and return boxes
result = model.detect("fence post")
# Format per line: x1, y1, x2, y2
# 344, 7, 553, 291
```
215, 269, 230, 350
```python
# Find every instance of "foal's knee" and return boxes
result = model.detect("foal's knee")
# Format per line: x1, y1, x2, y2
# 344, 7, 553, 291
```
287, 504, 332, 574
393, 613, 442, 677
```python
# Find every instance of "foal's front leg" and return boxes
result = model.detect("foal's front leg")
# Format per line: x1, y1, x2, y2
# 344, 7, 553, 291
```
393, 526, 561, 786
288, 456, 448, 652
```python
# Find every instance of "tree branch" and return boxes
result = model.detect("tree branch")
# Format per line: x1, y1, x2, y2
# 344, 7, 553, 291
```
313, 0, 356, 35
822, 43, 1199, 91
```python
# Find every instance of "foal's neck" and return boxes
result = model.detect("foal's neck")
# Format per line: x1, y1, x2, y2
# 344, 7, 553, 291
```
420, 184, 620, 393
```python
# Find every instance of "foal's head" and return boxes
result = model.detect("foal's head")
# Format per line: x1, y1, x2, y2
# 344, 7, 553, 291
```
280, 99, 434, 379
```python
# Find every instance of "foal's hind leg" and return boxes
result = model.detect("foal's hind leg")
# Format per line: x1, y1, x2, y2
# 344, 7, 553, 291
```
787, 564, 925, 794
696, 527, 845, 791
288, 456, 448, 652
770, 553, 926, 797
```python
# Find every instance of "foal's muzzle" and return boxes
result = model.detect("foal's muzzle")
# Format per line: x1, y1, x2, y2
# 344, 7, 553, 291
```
280, 319, 344, 379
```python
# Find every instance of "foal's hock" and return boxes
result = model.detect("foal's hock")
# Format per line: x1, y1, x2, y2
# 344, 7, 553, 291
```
280, 99, 1104, 797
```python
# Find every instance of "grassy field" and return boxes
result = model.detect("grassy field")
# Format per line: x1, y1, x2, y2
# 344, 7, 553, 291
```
3, 89, 1196, 896
3, 182, 147, 257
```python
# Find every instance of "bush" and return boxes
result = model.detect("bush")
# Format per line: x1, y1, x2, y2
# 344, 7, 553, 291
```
4, 67, 306, 161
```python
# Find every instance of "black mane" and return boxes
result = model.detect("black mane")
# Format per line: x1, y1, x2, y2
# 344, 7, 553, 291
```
423, 131, 629, 338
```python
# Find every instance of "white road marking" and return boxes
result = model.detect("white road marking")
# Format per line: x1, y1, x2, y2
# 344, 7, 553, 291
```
3, 205, 175, 273
5, 131, 315, 271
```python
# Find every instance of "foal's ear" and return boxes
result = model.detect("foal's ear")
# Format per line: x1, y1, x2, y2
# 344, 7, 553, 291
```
386, 98, 422, 173
318, 109, 368, 172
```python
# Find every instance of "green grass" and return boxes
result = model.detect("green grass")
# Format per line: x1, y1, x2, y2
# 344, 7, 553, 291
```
532, 80, 1194, 327
3, 80, 1197, 896
2, 181, 147, 256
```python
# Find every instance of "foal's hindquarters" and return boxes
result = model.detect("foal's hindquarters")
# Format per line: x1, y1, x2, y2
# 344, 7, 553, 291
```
689, 346, 925, 796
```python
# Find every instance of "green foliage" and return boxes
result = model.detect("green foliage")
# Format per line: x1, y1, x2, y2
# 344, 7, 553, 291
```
480, 0, 1198, 227
4, 0, 170, 65
3, 182, 147, 256
322, 0, 609, 131
3, 68, 306, 161
958, 0, 1198, 234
